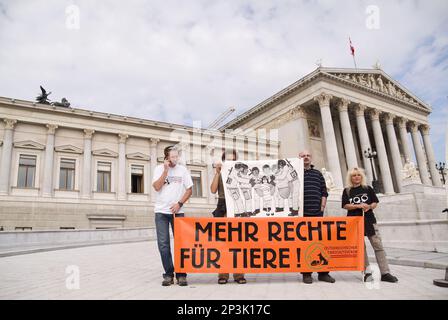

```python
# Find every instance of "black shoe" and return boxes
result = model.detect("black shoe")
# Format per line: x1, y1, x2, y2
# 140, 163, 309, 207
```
162, 276, 174, 286
302, 274, 313, 284
381, 273, 398, 283
318, 274, 335, 283
177, 276, 188, 286
253, 209, 260, 214
275, 207, 283, 212
288, 211, 298, 216
289, 207, 293, 212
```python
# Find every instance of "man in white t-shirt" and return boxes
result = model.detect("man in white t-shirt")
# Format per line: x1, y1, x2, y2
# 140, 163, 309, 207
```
152, 145, 193, 287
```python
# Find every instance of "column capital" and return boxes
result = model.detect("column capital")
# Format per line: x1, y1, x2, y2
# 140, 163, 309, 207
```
118, 133, 129, 143
290, 105, 307, 119
383, 113, 396, 125
83, 129, 95, 139
337, 98, 350, 112
150, 138, 160, 147
396, 117, 408, 129
408, 121, 419, 133
314, 93, 332, 107
369, 109, 381, 121
355, 104, 367, 116
420, 124, 430, 135
3, 119, 17, 129
46, 124, 58, 134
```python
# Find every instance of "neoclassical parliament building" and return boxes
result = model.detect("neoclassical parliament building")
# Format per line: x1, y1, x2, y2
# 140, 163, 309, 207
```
0, 67, 446, 251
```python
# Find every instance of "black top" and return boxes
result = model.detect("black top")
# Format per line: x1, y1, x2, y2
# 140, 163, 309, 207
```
341, 185, 379, 237
303, 166, 328, 215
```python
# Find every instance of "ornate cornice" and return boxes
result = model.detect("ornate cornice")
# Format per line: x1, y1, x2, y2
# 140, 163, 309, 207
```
126, 152, 150, 160
13, 140, 45, 150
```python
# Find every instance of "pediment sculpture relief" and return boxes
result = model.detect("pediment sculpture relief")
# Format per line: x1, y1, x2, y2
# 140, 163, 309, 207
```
332, 73, 418, 105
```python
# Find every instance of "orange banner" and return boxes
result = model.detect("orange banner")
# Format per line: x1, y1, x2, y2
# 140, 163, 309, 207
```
174, 217, 364, 273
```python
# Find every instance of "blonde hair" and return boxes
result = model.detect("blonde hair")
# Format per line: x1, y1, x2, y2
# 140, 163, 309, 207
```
345, 167, 368, 191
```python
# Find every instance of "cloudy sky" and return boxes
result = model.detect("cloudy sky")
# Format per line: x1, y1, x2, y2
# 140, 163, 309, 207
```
0, 0, 447, 161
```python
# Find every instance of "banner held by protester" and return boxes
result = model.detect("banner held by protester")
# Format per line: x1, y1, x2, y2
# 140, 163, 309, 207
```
174, 217, 364, 273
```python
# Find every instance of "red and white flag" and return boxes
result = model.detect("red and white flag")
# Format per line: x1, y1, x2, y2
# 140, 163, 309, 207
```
349, 37, 355, 56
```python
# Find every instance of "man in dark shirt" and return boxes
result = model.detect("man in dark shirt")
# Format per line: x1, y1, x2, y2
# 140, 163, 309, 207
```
299, 150, 335, 284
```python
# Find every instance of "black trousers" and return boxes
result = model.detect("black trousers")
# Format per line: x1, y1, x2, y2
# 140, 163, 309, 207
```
301, 211, 329, 276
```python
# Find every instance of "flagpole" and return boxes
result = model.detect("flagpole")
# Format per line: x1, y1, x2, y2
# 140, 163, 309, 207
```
349, 37, 358, 70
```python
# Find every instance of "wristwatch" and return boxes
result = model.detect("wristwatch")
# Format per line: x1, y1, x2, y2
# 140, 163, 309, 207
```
178, 201, 184, 208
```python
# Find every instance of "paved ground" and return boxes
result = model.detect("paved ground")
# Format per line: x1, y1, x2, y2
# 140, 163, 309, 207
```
0, 241, 447, 300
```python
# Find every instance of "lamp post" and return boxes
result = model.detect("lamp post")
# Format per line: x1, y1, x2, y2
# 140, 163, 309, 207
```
435, 162, 446, 185
364, 147, 380, 193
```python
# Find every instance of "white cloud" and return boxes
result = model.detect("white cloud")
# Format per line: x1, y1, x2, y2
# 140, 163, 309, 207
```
0, 0, 447, 159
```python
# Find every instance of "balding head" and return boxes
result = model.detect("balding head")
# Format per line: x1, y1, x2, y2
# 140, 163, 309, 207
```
299, 150, 312, 168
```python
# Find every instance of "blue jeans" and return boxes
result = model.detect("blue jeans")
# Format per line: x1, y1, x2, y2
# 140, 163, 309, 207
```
155, 212, 186, 279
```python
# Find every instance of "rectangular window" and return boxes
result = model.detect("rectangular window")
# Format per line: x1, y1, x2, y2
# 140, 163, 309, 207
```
131, 165, 144, 193
97, 162, 111, 192
17, 155, 36, 188
59, 159, 76, 190
191, 170, 202, 198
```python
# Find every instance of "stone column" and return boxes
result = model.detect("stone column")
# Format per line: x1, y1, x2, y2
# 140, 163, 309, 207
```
0, 119, 17, 195
206, 145, 216, 203
354, 105, 373, 184
81, 129, 94, 199
314, 93, 343, 189
370, 109, 394, 194
337, 98, 358, 170
118, 133, 128, 200
420, 125, 442, 187
409, 122, 431, 185
296, 107, 309, 152
42, 124, 58, 197
384, 114, 403, 193
397, 118, 413, 163
149, 138, 159, 202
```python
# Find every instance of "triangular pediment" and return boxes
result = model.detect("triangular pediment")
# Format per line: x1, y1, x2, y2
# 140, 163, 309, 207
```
13, 140, 45, 150
187, 159, 207, 167
220, 67, 431, 130
54, 144, 83, 154
92, 148, 118, 158
322, 68, 430, 112
126, 152, 150, 160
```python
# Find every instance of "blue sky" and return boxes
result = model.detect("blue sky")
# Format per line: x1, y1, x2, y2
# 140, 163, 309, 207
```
0, 0, 447, 162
